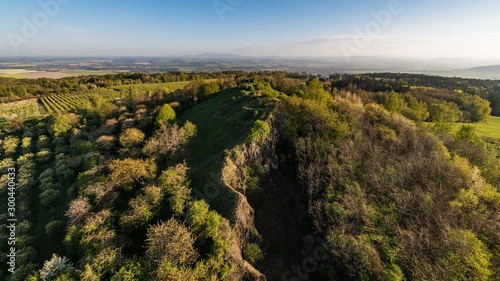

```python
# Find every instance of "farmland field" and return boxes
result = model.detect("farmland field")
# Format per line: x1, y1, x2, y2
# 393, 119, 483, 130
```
0, 69, 116, 79
61, 70, 117, 76
0, 98, 44, 119
0, 81, 203, 120
39, 90, 115, 114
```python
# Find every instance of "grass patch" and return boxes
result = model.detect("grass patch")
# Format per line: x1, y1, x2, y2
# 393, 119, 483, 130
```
439, 116, 500, 139
469, 116, 500, 139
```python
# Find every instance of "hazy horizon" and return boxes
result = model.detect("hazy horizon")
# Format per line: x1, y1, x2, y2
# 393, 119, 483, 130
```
1, 0, 500, 60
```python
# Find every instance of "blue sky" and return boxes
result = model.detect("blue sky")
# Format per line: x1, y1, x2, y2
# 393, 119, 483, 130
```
1, 0, 499, 58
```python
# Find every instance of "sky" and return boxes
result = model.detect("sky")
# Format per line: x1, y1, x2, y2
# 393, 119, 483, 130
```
1, 0, 500, 59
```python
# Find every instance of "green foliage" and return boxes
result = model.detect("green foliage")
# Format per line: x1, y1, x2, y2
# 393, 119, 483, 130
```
442, 228, 492, 280
462, 94, 491, 122
108, 158, 157, 187
246, 120, 270, 144
70, 139, 95, 155
2, 135, 19, 155
400, 94, 429, 122
305, 78, 331, 103
279, 89, 500, 280
48, 114, 75, 137
187, 200, 210, 233
155, 103, 176, 127
427, 101, 463, 122
120, 185, 163, 228
4, 71, 500, 281
160, 164, 191, 215
145, 219, 198, 265
55, 153, 74, 181
119, 128, 145, 148
383, 91, 404, 113
244, 243, 264, 265
183, 120, 198, 139
199, 82, 220, 100
455, 125, 485, 146
45, 220, 64, 236
110, 258, 148, 281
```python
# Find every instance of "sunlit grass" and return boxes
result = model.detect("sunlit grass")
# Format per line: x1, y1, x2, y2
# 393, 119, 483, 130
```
450, 116, 500, 139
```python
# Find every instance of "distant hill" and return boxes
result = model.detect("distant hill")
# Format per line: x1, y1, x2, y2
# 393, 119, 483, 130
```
191, 52, 250, 59
469, 65, 500, 73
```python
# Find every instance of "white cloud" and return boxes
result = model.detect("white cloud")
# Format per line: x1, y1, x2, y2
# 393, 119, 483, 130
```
60, 25, 89, 41
229, 34, 500, 59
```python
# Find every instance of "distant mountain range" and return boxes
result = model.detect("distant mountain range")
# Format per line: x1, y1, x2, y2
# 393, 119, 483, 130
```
469, 65, 500, 73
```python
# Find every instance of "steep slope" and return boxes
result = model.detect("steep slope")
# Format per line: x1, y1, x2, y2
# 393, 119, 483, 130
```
266, 93, 500, 280
179, 88, 277, 280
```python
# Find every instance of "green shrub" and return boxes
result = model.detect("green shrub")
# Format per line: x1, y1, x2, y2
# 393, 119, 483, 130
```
155, 104, 176, 127
244, 243, 264, 265
246, 120, 270, 144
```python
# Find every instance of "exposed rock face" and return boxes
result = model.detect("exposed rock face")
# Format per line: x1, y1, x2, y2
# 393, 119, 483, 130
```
220, 113, 279, 280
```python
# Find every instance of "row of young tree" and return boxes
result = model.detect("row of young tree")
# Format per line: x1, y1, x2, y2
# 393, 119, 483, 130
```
1, 72, 266, 279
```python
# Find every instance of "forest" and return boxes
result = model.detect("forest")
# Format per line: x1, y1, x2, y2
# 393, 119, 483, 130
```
1, 71, 500, 280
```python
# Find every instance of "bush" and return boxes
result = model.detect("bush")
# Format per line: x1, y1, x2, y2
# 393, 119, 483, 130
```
442, 228, 492, 280
244, 243, 264, 265
39, 254, 74, 281
48, 115, 75, 137
160, 164, 191, 215
143, 123, 186, 156
3, 136, 19, 155
45, 220, 64, 236
108, 158, 157, 187
119, 128, 145, 148
246, 120, 270, 144
155, 104, 176, 128
111, 258, 148, 281
146, 219, 198, 265
183, 121, 197, 139
96, 135, 116, 152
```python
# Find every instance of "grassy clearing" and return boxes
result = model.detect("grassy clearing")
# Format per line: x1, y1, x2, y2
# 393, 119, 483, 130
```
470, 116, 500, 139
180, 89, 273, 218
441, 116, 500, 139
112, 81, 191, 94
